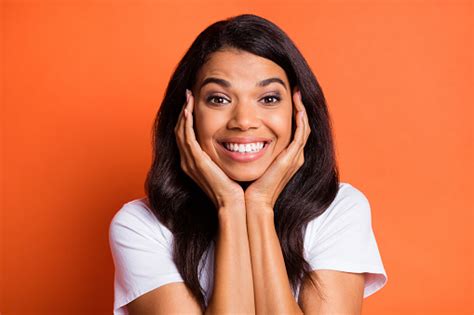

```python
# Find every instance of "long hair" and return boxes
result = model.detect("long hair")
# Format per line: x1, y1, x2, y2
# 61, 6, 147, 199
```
145, 13, 339, 310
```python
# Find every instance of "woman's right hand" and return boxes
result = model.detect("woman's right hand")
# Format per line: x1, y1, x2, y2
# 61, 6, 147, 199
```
174, 89, 245, 211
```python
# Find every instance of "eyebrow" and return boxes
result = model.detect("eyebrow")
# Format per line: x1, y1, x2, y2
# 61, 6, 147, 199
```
199, 76, 288, 91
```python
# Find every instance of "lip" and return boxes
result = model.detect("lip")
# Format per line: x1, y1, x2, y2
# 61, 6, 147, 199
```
217, 140, 271, 163
218, 137, 272, 144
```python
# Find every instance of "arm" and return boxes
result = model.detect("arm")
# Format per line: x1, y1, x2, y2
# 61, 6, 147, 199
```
125, 204, 364, 315
126, 204, 255, 315
246, 203, 303, 315
205, 204, 255, 315
242, 87, 308, 314
246, 205, 366, 315
298, 269, 365, 315
172, 89, 255, 314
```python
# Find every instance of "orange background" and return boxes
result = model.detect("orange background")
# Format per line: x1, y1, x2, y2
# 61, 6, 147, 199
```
1, 0, 472, 314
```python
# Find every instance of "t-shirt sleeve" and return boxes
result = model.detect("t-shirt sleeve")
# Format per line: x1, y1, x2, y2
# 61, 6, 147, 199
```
108, 201, 184, 314
305, 185, 388, 298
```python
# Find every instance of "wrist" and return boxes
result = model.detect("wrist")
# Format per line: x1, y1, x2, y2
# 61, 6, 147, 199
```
216, 191, 245, 209
245, 202, 274, 219
217, 204, 248, 237
217, 201, 246, 220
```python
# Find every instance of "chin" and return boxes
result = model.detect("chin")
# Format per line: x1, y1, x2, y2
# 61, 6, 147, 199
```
226, 169, 262, 182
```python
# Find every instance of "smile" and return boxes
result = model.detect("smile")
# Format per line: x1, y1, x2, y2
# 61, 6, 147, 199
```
217, 141, 271, 163
224, 142, 266, 153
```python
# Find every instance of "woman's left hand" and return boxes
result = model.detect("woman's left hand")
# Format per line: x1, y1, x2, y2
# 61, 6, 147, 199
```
244, 87, 311, 210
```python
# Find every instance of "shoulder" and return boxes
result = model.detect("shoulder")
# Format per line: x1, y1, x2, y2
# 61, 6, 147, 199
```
330, 182, 371, 219
304, 181, 375, 258
109, 197, 185, 313
309, 182, 371, 230
109, 197, 173, 250
303, 182, 388, 298
333, 182, 370, 210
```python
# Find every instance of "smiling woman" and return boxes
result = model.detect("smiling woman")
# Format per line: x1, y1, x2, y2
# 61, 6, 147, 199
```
108, 13, 387, 315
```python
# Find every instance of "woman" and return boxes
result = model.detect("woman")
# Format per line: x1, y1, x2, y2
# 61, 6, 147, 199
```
109, 13, 387, 315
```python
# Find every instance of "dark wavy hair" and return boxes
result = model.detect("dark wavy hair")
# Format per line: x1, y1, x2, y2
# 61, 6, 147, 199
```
144, 13, 340, 311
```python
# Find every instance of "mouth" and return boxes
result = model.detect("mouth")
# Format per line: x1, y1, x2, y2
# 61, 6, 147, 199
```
216, 140, 272, 163
218, 140, 271, 152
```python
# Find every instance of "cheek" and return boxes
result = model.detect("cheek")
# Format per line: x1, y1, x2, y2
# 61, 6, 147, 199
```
194, 109, 223, 148
267, 114, 292, 146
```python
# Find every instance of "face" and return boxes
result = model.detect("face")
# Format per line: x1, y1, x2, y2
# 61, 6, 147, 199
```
191, 48, 295, 182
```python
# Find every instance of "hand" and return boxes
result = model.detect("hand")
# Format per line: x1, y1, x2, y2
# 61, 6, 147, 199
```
244, 86, 311, 210
174, 89, 245, 210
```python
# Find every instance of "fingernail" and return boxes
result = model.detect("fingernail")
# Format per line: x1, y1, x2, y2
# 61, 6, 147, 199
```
186, 89, 190, 103
298, 91, 301, 99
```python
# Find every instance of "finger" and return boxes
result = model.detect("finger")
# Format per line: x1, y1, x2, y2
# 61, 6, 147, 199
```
293, 87, 311, 149
176, 90, 195, 169
177, 92, 212, 193
295, 92, 311, 168
293, 86, 305, 112
294, 111, 307, 159
175, 90, 189, 132
183, 89, 210, 175
174, 96, 186, 150
287, 90, 306, 156
184, 89, 202, 156
295, 87, 309, 135
175, 90, 190, 145
183, 91, 219, 199
292, 87, 311, 138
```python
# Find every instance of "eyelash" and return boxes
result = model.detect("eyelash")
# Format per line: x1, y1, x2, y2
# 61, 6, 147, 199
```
206, 94, 282, 105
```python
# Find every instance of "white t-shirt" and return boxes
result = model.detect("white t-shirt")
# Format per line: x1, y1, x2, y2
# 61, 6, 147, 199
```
109, 182, 388, 314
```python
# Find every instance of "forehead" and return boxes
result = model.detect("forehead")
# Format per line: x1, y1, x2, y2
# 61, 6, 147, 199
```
195, 49, 289, 89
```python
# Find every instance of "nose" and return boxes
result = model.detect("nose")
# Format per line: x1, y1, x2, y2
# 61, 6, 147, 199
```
226, 101, 261, 131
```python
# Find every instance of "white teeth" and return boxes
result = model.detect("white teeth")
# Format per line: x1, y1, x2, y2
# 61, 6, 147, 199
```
223, 142, 265, 153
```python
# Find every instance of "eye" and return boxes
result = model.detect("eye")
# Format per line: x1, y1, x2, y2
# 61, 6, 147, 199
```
206, 95, 230, 105
261, 95, 281, 104
205, 94, 282, 106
